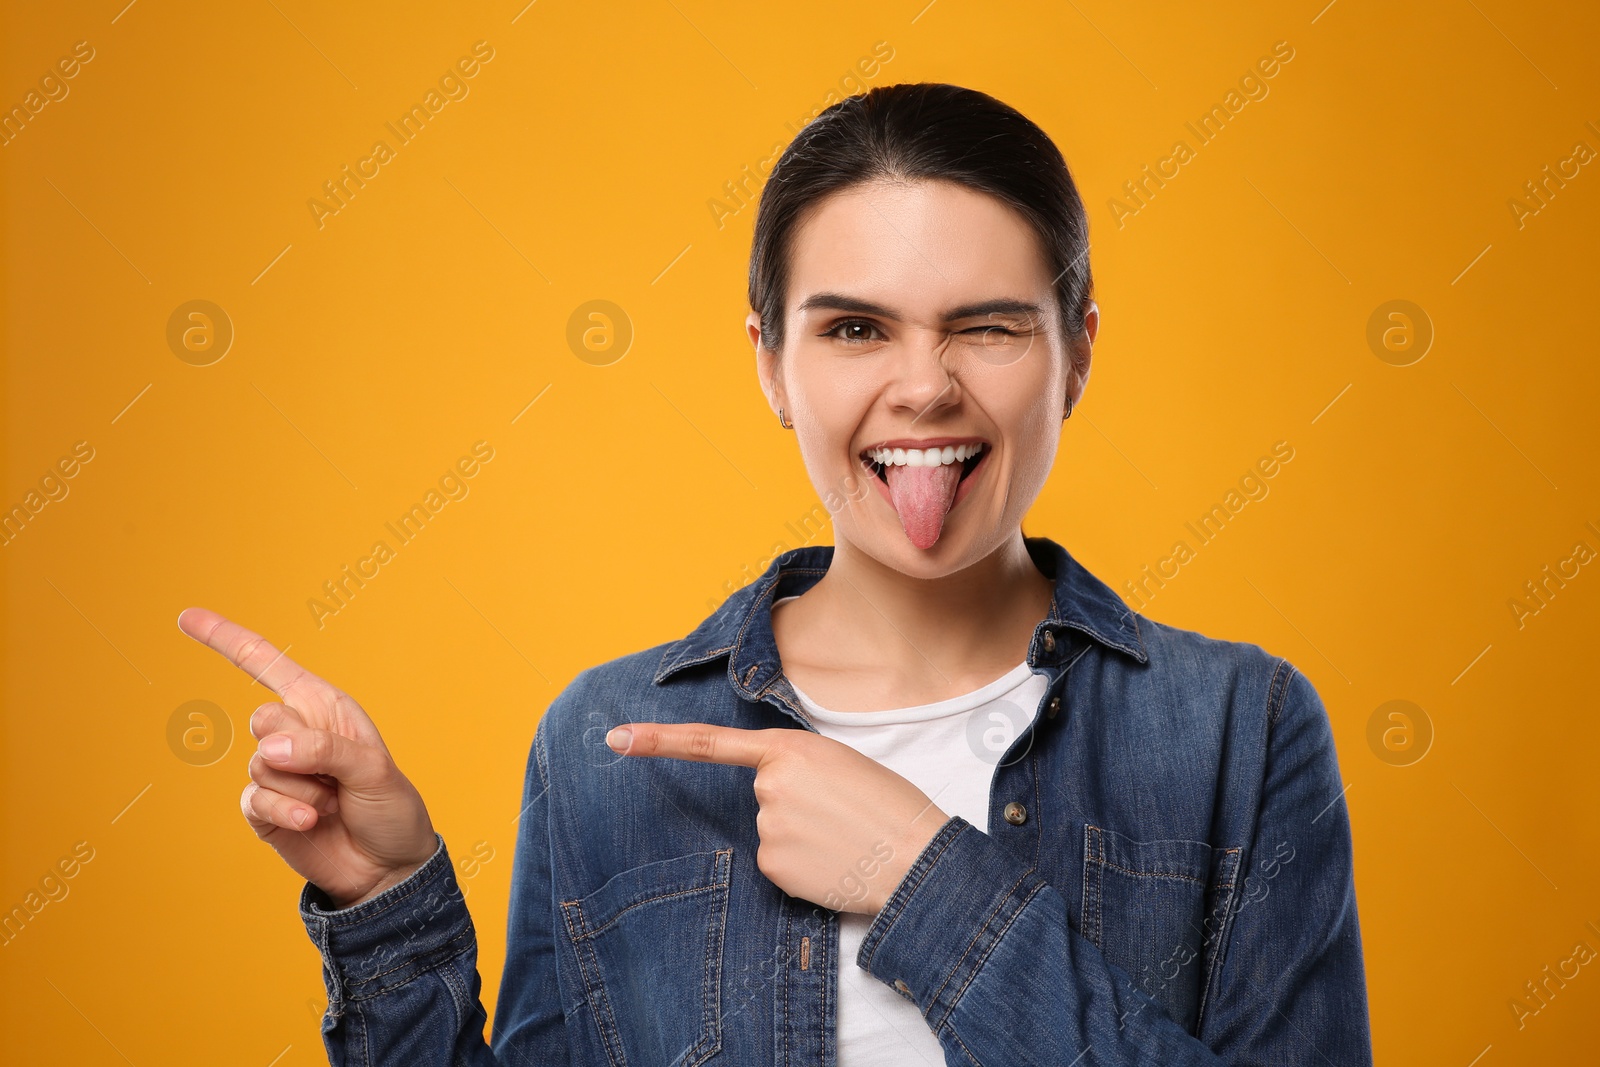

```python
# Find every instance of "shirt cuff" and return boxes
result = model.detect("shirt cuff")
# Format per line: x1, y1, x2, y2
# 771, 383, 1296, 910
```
855, 815, 1045, 1021
298, 833, 475, 1015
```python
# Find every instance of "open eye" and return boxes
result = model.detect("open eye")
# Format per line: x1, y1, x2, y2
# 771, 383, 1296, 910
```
821, 318, 885, 345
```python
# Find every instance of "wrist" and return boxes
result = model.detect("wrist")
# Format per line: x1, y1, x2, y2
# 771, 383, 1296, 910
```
318, 832, 441, 910
866, 808, 948, 915
326, 864, 420, 910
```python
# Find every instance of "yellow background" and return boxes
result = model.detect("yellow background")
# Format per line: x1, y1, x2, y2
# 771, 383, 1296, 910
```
4, 1, 1598, 1062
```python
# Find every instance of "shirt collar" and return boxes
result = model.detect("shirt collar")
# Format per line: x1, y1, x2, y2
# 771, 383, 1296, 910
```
653, 535, 1148, 694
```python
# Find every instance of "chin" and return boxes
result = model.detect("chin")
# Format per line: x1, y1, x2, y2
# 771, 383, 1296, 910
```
849, 515, 1005, 578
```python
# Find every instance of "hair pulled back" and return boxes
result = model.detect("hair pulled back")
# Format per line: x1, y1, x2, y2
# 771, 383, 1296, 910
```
748, 82, 1093, 371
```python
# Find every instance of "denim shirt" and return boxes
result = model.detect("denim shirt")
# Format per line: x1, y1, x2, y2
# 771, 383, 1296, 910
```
299, 536, 1373, 1066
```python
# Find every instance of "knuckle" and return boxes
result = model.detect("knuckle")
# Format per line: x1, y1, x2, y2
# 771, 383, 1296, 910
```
307, 728, 333, 767
244, 783, 272, 822
687, 731, 716, 760
232, 634, 269, 669
250, 701, 281, 736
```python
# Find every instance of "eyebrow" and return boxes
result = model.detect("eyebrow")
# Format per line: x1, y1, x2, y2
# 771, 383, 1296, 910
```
795, 292, 1046, 323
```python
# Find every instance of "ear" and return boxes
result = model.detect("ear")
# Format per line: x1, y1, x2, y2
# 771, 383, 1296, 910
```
748, 310, 786, 417
1070, 301, 1098, 402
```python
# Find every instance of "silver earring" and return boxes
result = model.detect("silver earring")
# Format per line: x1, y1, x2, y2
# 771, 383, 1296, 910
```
1063, 394, 1074, 421
778, 408, 793, 429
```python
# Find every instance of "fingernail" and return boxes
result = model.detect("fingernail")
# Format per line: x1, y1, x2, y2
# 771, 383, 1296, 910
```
605, 727, 631, 753
323, 795, 339, 814
291, 808, 308, 826
260, 735, 291, 761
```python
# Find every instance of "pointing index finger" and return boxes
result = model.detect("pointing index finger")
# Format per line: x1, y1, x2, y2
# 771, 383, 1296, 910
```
176, 607, 323, 699
608, 722, 774, 768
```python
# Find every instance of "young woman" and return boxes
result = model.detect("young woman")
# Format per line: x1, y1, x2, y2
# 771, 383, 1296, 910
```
180, 82, 1372, 1065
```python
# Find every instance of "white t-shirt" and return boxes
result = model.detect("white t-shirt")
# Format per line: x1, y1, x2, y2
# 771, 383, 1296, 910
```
781, 624, 1049, 1066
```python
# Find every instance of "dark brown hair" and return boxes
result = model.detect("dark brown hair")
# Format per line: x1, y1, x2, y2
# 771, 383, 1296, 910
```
748, 81, 1094, 372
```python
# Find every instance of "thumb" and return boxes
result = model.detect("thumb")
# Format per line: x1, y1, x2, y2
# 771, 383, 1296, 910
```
257, 728, 389, 792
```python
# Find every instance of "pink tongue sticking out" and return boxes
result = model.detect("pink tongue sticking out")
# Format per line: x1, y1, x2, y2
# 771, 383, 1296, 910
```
884, 460, 962, 550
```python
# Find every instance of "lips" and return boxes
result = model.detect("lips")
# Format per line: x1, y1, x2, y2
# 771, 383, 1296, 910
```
857, 439, 989, 549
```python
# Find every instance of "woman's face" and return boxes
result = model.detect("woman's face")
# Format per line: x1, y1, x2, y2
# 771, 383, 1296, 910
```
750, 177, 1096, 578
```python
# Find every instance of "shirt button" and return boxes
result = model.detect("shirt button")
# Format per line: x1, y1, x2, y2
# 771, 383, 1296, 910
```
1042, 631, 1056, 653
1003, 801, 1027, 825
1046, 696, 1061, 719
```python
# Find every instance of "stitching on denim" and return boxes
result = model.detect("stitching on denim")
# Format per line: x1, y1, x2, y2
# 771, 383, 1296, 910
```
1266, 656, 1293, 728
1196, 659, 1287, 1032
561, 879, 728, 941
730, 583, 777, 659
1080, 825, 1093, 945
655, 561, 832, 685
1094, 859, 1209, 887
1194, 846, 1243, 1025
926, 865, 1037, 1030
656, 643, 737, 682
558, 851, 732, 1067
317, 836, 453, 928
1073, 619, 1145, 660
688, 848, 733, 1065
346, 925, 476, 996
823, 918, 835, 1057
941, 876, 1047, 1034
858, 819, 964, 970
779, 910, 791, 1067
727, 567, 829, 681
1127, 611, 1148, 657
1214, 847, 1241, 891
1082, 825, 1105, 946
435, 954, 468, 1018
563, 901, 628, 1066
354, 998, 371, 1067
1028, 751, 1043, 869
1086, 825, 1218, 884
944, 1024, 987, 1067
752, 675, 808, 727
534, 714, 552, 798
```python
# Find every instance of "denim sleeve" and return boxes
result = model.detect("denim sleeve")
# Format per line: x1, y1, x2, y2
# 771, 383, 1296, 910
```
853, 661, 1374, 1065
298, 712, 570, 1066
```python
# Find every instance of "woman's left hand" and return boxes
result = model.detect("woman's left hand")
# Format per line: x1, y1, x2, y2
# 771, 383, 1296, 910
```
605, 722, 949, 915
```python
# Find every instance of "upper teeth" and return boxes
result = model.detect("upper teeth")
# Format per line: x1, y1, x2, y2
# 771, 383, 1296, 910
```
865, 443, 985, 467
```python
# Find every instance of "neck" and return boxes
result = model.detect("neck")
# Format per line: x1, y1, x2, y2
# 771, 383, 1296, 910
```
805, 531, 1054, 684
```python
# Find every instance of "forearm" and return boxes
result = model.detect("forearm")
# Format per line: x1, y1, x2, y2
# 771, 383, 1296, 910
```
857, 665, 1373, 1066
859, 816, 1230, 1064
300, 833, 506, 1067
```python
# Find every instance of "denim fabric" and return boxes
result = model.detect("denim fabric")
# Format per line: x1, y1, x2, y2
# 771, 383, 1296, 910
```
299, 536, 1373, 1065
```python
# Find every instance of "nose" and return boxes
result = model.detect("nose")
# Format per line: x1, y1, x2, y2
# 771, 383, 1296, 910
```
882, 328, 962, 421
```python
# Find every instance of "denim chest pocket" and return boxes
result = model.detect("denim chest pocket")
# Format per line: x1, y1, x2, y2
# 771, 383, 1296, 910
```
1081, 825, 1240, 1033
560, 847, 734, 1067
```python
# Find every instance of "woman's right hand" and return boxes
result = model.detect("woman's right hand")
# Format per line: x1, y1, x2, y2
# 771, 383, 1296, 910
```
177, 607, 439, 910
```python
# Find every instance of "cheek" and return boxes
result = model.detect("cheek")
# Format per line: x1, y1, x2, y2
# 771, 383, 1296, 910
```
1010, 405, 1061, 479
785, 354, 876, 442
